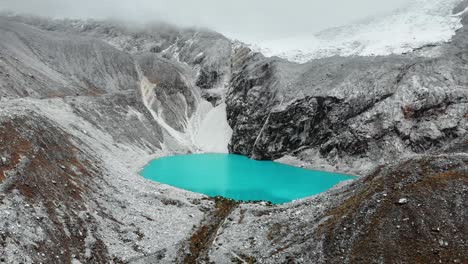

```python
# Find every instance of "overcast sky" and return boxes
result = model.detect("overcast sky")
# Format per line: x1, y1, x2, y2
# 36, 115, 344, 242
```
0, 0, 412, 40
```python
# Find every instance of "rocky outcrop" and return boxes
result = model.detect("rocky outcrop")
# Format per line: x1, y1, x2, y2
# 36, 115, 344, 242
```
137, 53, 197, 132
226, 14, 468, 174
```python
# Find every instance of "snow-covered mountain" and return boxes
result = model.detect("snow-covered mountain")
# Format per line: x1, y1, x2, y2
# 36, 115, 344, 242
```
244, 0, 465, 63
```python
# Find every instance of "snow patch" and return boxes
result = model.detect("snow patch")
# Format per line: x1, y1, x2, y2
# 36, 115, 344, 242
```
242, 0, 463, 63
194, 103, 233, 153
140, 76, 232, 153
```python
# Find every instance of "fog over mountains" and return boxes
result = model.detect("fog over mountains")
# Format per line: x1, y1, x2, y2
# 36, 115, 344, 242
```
0, 0, 411, 40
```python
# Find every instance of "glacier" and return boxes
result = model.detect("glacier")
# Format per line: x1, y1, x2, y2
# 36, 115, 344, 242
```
241, 0, 465, 63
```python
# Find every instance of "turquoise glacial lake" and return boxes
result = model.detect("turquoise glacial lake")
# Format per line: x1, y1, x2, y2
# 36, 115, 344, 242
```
141, 154, 355, 204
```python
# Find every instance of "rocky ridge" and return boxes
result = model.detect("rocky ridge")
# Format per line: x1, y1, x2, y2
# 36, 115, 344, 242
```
227, 16, 468, 175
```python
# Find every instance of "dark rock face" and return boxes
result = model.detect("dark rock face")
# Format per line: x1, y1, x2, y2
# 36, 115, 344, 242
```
226, 27, 468, 173
227, 49, 278, 158
196, 68, 220, 89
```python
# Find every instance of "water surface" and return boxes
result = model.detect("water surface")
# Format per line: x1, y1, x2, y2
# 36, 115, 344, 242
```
141, 154, 355, 204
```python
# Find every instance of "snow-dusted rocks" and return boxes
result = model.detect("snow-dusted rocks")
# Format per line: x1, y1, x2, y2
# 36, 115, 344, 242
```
0, 1, 467, 262
0, 16, 233, 263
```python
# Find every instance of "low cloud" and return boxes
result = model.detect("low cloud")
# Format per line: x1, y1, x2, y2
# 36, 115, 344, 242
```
0, 0, 411, 40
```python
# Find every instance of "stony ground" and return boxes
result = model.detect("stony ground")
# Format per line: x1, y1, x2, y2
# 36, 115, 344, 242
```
207, 152, 468, 263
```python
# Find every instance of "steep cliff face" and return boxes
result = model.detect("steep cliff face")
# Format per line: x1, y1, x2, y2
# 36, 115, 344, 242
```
227, 15, 468, 175
137, 53, 198, 133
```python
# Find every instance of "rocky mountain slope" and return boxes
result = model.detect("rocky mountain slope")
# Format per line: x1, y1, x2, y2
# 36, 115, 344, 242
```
227, 42, 468, 175
208, 152, 467, 263
0, 1, 467, 263
227, 1, 468, 175
0, 15, 231, 263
